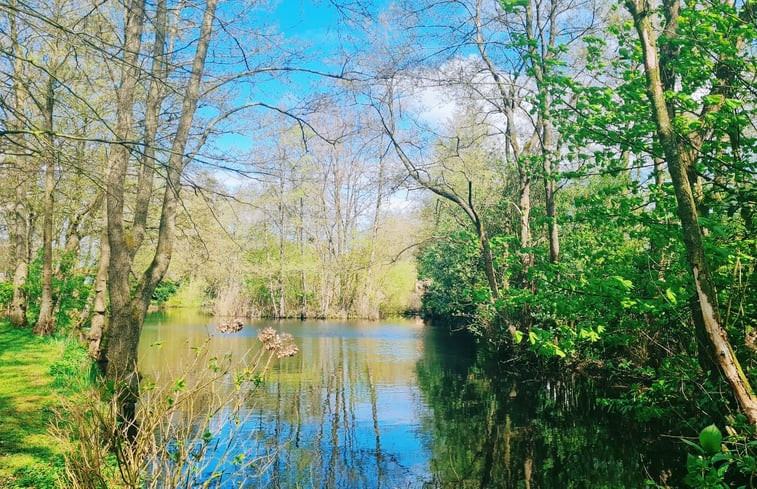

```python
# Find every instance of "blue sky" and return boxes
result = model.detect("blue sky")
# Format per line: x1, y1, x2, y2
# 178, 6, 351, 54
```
274, 0, 340, 38
202, 0, 373, 161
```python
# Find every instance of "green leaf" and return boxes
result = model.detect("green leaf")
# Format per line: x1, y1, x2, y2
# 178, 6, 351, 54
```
703, 94, 723, 105
173, 378, 186, 393
612, 275, 633, 290
499, 0, 528, 13
664, 287, 677, 305
723, 98, 743, 110
513, 330, 524, 344
699, 424, 723, 454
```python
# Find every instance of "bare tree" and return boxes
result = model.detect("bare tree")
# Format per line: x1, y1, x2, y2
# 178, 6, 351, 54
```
3, 0, 31, 328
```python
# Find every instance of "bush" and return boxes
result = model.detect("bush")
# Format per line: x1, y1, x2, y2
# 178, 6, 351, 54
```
0, 282, 13, 308
151, 279, 180, 306
673, 418, 757, 489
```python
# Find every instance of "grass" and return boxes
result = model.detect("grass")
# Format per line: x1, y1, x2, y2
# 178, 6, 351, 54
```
0, 320, 90, 488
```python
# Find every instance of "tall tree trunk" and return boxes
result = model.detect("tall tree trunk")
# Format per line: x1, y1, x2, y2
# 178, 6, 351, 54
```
102, 0, 147, 382
131, 0, 167, 259
7, 0, 29, 329
627, 0, 757, 425
278, 170, 286, 318
541, 6, 560, 265
299, 196, 308, 319
362, 149, 385, 319
518, 165, 533, 274
544, 153, 559, 264
34, 75, 56, 336
264, 223, 279, 318
105, 0, 218, 382
103, 0, 218, 440
475, 0, 532, 278
9, 184, 29, 328
88, 204, 109, 360
480, 230, 500, 299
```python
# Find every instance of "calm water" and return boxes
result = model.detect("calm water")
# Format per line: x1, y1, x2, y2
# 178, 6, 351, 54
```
139, 309, 679, 488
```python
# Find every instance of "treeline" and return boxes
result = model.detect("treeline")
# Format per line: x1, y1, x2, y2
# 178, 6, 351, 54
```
370, 0, 756, 436
165, 118, 419, 320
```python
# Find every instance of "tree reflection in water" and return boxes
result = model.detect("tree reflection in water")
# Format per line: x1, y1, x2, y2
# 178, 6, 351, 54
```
416, 324, 681, 488
139, 311, 680, 488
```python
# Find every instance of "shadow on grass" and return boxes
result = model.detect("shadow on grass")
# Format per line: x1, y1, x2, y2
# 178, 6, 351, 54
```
0, 322, 68, 487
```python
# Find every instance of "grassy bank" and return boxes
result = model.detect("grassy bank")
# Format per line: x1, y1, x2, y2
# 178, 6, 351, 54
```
0, 321, 89, 488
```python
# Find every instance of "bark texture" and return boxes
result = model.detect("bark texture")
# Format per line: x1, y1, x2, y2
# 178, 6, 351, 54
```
34, 75, 57, 336
627, 0, 757, 425
104, 0, 219, 383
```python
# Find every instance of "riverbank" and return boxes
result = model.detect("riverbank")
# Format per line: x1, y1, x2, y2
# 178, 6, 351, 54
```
0, 321, 89, 488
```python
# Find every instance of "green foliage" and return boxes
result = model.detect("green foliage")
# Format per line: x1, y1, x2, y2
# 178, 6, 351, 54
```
378, 260, 418, 316
680, 419, 757, 488
0, 321, 92, 488
152, 278, 181, 306
24, 255, 42, 324
417, 230, 489, 319
699, 425, 723, 455
499, 0, 528, 14
49, 339, 91, 393
0, 281, 13, 308
53, 253, 93, 330
23, 251, 92, 331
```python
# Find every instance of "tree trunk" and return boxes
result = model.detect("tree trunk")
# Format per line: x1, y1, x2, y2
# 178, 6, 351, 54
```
131, 0, 167, 259
9, 184, 29, 329
264, 223, 279, 318
7, 0, 29, 329
627, 0, 757, 425
88, 204, 109, 360
105, 0, 218, 382
544, 153, 559, 264
103, 0, 147, 380
363, 149, 385, 319
34, 75, 56, 336
518, 167, 533, 274
102, 0, 217, 440
299, 196, 308, 319
540, 5, 560, 265
278, 170, 286, 318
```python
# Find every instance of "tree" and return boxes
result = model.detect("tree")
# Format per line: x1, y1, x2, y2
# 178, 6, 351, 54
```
104, 0, 218, 392
623, 0, 757, 424
373, 81, 506, 308
2, 0, 32, 329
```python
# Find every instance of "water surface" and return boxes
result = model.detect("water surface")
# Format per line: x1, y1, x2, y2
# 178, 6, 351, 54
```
140, 309, 678, 488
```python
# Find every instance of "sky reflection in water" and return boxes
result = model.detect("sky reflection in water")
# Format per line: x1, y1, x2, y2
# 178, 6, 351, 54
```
139, 309, 677, 488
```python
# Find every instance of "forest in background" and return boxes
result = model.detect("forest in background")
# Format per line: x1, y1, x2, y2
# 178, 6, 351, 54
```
0, 0, 756, 484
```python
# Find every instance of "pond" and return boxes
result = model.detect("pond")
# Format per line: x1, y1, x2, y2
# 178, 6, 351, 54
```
139, 309, 680, 488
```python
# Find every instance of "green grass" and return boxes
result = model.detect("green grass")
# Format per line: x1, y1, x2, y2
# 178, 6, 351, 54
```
0, 320, 90, 488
